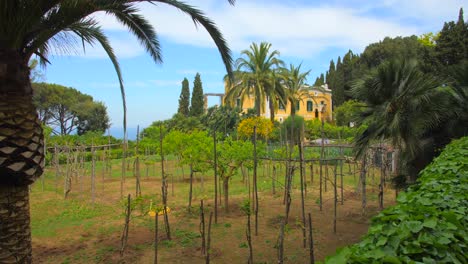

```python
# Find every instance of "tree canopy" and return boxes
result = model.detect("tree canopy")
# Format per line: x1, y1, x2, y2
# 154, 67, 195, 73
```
32, 83, 110, 135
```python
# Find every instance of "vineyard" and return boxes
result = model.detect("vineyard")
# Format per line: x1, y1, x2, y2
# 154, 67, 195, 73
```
30, 128, 397, 263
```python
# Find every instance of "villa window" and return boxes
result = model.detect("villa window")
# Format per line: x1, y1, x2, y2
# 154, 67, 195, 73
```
279, 101, 285, 110
315, 109, 319, 118
295, 102, 300, 111
236, 98, 241, 107
307, 101, 313, 112
320, 100, 325, 105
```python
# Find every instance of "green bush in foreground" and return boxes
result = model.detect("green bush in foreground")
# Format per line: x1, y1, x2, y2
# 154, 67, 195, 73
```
326, 137, 468, 264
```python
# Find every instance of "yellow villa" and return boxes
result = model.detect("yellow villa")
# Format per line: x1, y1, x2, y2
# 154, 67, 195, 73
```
223, 84, 333, 122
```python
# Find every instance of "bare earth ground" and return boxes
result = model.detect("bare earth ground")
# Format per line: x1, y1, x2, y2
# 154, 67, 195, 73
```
30, 161, 395, 264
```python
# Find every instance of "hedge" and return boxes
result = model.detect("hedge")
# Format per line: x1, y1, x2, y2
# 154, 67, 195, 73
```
325, 137, 468, 263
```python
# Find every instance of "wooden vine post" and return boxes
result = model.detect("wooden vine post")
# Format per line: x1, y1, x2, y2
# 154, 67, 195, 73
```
206, 212, 213, 264
308, 213, 315, 264
107, 129, 112, 177
340, 147, 344, 205
379, 145, 385, 210
200, 200, 206, 256
360, 152, 368, 215
253, 126, 259, 236
299, 138, 306, 248
213, 129, 218, 223
64, 147, 71, 199
91, 142, 96, 203
154, 213, 158, 264
121, 132, 127, 198
333, 161, 338, 234
159, 124, 171, 240
135, 126, 142, 197
243, 201, 253, 264
120, 194, 131, 257
319, 117, 325, 211
54, 144, 59, 192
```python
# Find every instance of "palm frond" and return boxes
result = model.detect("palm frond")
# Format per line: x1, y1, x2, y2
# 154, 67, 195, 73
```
66, 18, 127, 138
153, 0, 233, 76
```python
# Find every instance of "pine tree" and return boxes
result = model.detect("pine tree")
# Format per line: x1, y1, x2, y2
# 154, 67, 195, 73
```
178, 78, 190, 116
190, 73, 205, 117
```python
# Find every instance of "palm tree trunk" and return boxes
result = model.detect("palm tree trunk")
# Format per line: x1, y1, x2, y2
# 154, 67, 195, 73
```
1, 51, 44, 262
0, 185, 32, 263
255, 97, 261, 117
269, 97, 275, 122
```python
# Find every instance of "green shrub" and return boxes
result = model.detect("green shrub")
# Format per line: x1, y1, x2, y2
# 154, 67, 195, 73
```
326, 137, 468, 263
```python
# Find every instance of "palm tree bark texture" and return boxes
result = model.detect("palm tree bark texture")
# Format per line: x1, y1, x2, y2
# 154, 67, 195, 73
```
0, 51, 44, 263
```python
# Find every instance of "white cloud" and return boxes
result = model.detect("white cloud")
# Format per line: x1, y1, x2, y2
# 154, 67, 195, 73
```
78, 1, 466, 58
149, 79, 182, 87
66, 34, 144, 59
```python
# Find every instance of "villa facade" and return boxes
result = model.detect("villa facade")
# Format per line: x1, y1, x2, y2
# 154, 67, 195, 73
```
224, 84, 333, 122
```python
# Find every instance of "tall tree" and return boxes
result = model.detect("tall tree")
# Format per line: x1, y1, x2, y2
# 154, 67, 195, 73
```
326, 59, 336, 89
224, 42, 284, 121
178, 78, 190, 116
279, 64, 311, 116
32, 83, 109, 135
333, 57, 345, 107
351, 60, 449, 181
190, 73, 204, 117
313, 73, 325, 86
0, 1, 235, 261
435, 8, 468, 67
76, 101, 110, 135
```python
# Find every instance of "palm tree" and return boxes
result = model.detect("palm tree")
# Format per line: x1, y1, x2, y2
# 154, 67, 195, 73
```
278, 63, 311, 116
224, 42, 284, 121
351, 59, 448, 181
0, 1, 234, 261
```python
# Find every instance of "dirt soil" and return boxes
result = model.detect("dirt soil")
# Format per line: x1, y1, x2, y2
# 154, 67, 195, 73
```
32, 177, 394, 264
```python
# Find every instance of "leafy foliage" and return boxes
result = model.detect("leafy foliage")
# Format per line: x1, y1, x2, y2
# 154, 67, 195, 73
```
326, 137, 468, 264
333, 100, 365, 127
201, 105, 241, 137
32, 82, 110, 135
351, 60, 446, 162
237, 117, 273, 140
164, 130, 212, 173
279, 115, 305, 145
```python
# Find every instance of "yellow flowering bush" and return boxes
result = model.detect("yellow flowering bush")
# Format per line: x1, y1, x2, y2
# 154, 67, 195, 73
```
237, 117, 273, 140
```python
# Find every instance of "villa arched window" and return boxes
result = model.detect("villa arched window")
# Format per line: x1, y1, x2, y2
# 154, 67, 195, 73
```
307, 101, 313, 112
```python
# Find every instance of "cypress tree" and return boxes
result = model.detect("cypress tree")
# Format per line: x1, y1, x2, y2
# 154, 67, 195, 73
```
190, 73, 205, 117
178, 78, 190, 117
436, 8, 468, 66
313, 73, 326, 86
319, 73, 325, 85
333, 57, 345, 107
313, 77, 321, 86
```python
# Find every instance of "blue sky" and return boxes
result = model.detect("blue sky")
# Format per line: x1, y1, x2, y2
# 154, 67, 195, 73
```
41, 0, 467, 139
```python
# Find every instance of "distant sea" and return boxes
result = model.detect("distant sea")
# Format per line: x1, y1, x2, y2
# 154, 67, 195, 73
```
109, 127, 138, 141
